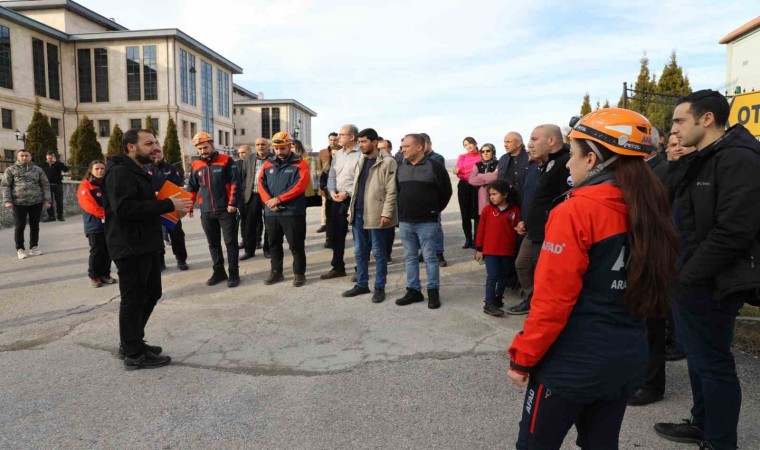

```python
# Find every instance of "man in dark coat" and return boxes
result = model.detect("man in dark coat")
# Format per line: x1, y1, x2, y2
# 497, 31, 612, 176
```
41, 151, 68, 222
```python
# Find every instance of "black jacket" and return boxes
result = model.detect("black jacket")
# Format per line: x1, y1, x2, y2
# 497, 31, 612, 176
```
524, 145, 571, 242
42, 160, 68, 184
670, 124, 760, 300
647, 152, 668, 184
102, 155, 175, 260
396, 155, 452, 222
497, 147, 530, 191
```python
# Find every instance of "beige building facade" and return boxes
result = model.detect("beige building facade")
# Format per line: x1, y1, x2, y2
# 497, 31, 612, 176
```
0, 0, 242, 167
720, 16, 760, 95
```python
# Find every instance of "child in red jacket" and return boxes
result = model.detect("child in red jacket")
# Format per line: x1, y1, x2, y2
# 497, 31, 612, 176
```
474, 179, 520, 316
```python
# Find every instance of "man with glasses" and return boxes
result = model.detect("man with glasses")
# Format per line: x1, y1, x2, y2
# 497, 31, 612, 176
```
320, 125, 363, 280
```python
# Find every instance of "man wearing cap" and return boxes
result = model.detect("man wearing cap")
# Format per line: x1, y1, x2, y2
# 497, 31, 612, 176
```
41, 151, 68, 222
257, 132, 311, 287
187, 132, 241, 287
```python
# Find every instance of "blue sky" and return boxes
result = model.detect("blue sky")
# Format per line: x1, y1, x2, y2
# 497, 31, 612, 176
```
78, 0, 750, 158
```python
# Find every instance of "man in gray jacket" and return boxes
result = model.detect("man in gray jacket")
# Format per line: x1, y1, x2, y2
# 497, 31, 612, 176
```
343, 128, 398, 303
2, 149, 51, 259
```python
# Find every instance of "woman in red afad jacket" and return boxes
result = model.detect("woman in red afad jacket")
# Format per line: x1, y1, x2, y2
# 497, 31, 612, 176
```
77, 160, 116, 288
507, 108, 678, 450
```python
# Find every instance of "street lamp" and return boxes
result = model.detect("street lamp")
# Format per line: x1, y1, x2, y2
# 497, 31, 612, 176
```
15, 129, 27, 145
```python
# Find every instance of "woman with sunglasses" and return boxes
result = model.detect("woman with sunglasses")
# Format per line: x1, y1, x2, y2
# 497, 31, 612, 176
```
468, 143, 500, 216
508, 108, 677, 449
453, 137, 482, 248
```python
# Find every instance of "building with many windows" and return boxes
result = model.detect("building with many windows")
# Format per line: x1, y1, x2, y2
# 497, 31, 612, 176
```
232, 84, 317, 152
0, 0, 241, 167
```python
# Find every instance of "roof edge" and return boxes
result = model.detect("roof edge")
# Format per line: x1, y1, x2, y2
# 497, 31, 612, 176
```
720, 16, 760, 44
234, 98, 317, 116
1, 0, 128, 31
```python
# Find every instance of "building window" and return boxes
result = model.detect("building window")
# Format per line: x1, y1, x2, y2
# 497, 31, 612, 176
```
241, 128, 245, 136
233, 108, 236, 115
0, 25, 12, 90
233, 128, 236, 136
271, 107, 281, 134
1, 108, 12, 129
46, 43, 59, 100
77, 49, 92, 102
130, 118, 141, 130
94, 48, 109, 102
143, 45, 157, 100
200, 60, 213, 135
217, 69, 229, 117
261, 108, 270, 139
180, 49, 188, 104
32, 38, 47, 97
150, 117, 159, 135
189, 54, 196, 106
126, 46, 141, 101
182, 120, 188, 138
50, 117, 60, 137
98, 120, 110, 137
240, 108, 244, 115
218, 130, 223, 144
225, 131, 230, 147
190, 122, 197, 136
4, 149, 14, 160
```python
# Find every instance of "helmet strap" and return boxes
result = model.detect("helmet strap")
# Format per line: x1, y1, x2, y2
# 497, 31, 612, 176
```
586, 141, 619, 177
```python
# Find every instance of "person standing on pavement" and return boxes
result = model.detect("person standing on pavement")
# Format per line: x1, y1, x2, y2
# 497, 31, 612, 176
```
507, 125, 571, 315
77, 160, 117, 287
654, 90, 760, 450
240, 138, 272, 260
258, 132, 311, 287
41, 151, 68, 222
317, 132, 341, 234
377, 138, 396, 261
320, 124, 362, 280
186, 132, 242, 288
151, 148, 189, 271
342, 128, 398, 303
236, 144, 250, 252
454, 137, 481, 249
496, 132, 529, 191
395, 133, 452, 310
103, 129, 192, 370
468, 143, 500, 215
421, 132, 448, 267
508, 109, 678, 450
2, 149, 51, 260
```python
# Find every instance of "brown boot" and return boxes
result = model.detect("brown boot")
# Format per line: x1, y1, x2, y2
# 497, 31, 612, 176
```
293, 274, 305, 287
320, 268, 347, 280
264, 270, 284, 285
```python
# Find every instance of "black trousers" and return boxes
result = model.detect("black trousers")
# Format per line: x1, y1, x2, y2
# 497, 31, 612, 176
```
642, 317, 666, 396
324, 196, 334, 244
457, 180, 479, 243
47, 184, 64, 219
330, 199, 350, 271
244, 193, 269, 255
200, 211, 239, 272
13, 203, 43, 250
238, 200, 247, 247
167, 220, 188, 262
87, 232, 112, 279
114, 252, 162, 358
266, 214, 306, 275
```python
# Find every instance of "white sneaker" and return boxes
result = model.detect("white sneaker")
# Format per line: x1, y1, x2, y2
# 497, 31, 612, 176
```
28, 246, 43, 256
17, 249, 29, 260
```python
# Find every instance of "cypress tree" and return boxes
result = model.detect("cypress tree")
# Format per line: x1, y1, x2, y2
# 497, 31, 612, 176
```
25, 98, 58, 163
106, 123, 124, 159
69, 116, 103, 179
163, 117, 183, 177
580, 93, 592, 116
649, 51, 692, 133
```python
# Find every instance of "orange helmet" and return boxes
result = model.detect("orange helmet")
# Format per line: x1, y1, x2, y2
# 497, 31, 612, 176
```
192, 131, 213, 146
271, 131, 292, 148
568, 108, 653, 157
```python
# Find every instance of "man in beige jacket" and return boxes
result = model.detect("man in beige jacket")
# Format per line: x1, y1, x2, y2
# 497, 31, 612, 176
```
343, 128, 398, 303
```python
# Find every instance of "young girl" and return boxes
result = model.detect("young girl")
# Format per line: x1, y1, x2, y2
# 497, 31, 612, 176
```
77, 160, 116, 287
474, 179, 520, 316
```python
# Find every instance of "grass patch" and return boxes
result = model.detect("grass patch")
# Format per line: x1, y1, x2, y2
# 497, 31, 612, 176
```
735, 306, 760, 356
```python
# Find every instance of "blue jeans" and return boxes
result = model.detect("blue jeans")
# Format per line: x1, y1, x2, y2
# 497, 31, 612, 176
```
671, 285, 743, 450
399, 221, 439, 290
434, 213, 444, 254
352, 211, 391, 289
484, 255, 515, 305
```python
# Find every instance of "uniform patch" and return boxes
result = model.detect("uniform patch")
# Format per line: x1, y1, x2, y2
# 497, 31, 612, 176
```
269, 168, 275, 174
546, 160, 555, 172
567, 176, 574, 187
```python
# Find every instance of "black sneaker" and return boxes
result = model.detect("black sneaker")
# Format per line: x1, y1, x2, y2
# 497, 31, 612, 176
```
206, 270, 228, 286
395, 288, 424, 306
628, 388, 663, 406
427, 288, 441, 309
177, 260, 189, 271
227, 268, 240, 288
437, 253, 448, 268
118, 343, 163, 360
372, 288, 386, 303
123, 351, 171, 371
484, 303, 505, 316
506, 300, 531, 315
342, 285, 371, 297
654, 419, 704, 444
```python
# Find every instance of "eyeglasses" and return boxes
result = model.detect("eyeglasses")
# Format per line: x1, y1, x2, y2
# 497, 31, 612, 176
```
480, 150, 493, 154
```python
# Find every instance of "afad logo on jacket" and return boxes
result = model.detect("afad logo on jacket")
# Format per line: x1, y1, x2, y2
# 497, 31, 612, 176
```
542, 240, 566, 254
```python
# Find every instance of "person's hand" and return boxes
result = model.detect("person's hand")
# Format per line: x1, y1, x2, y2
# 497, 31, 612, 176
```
474, 251, 483, 262
515, 221, 526, 236
170, 193, 192, 216
453, 167, 460, 175
379, 216, 390, 228
3, 202, 13, 210
508, 369, 529, 387
330, 192, 340, 202
227, 205, 237, 214
265, 197, 282, 211
43, 202, 51, 209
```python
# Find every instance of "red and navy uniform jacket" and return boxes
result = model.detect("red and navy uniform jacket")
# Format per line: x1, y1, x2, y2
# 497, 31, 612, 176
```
508, 183, 647, 401
77, 177, 106, 234
186, 152, 240, 213
474, 204, 520, 256
257, 153, 310, 217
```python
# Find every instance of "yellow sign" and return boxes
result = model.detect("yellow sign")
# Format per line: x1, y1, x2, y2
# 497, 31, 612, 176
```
729, 91, 760, 137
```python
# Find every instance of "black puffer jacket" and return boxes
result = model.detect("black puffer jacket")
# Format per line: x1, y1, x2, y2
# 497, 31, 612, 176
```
102, 155, 175, 260
670, 124, 760, 300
